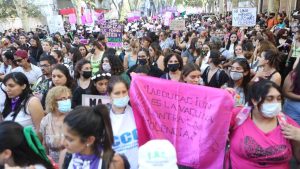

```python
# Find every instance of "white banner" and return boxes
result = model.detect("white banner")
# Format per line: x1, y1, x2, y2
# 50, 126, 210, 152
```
232, 8, 257, 27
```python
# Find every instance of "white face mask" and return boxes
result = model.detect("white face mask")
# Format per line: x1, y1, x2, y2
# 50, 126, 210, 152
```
261, 102, 282, 118
230, 71, 244, 81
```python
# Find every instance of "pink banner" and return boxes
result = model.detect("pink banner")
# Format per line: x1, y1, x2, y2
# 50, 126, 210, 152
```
81, 15, 86, 25
130, 75, 234, 169
69, 14, 76, 24
85, 12, 93, 24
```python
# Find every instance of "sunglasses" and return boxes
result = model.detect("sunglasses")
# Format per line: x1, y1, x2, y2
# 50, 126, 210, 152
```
15, 58, 23, 63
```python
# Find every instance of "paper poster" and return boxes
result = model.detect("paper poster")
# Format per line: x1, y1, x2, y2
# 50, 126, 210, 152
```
47, 15, 65, 35
232, 8, 257, 27
82, 94, 110, 107
170, 20, 186, 31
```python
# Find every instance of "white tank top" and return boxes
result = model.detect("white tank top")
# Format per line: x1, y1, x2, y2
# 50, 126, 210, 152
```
4, 97, 34, 128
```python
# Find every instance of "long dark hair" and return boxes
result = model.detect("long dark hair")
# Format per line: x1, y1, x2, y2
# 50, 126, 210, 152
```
248, 79, 282, 108
52, 64, 74, 89
228, 58, 251, 102
91, 71, 111, 95
150, 42, 162, 61
101, 53, 124, 76
2, 72, 32, 119
107, 76, 129, 95
261, 49, 281, 70
64, 105, 115, 169
69, 47, 83, 67
180, 63, 200, 82
0, 121, 53, 169
292, 59, 300, 93
225, 33, 238, 50
74, 59, 91, 79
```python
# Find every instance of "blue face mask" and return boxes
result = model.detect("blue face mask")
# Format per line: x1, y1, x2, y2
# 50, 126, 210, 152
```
57, 99, 72, 113
113, 95, 130, 108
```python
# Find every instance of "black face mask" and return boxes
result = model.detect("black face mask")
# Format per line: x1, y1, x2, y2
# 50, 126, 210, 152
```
90, 48, 95, 54
82, 71, 92, 79
138, 59, 147, 65
168, 63, 180, 72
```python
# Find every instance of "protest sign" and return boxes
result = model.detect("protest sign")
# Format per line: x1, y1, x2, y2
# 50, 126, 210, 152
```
232, 8, 257, 27
68, 14, 76, 24
130, 75, 234, 169
170, 20, 186, 31
96, 12, 105, 25
47, 15, 65, 35
100, 20, 123, 48
82, 94, 110, 107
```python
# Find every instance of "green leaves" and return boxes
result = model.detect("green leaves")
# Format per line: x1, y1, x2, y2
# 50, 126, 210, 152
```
0, 0, 41, 18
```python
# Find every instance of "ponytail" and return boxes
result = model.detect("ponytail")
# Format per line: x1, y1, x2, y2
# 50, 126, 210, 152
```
64, 105, 115, 169
93, 105, 115, 169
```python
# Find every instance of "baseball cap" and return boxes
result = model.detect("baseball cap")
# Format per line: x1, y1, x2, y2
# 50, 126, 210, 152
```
139, 140, 178, 169
14, 50, 28, 59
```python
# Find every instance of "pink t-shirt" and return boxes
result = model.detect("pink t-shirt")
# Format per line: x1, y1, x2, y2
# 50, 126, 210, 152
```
228, 115, 298, 169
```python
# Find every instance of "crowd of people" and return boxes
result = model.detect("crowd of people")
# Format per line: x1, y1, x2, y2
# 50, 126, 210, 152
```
0, 10, 300, 169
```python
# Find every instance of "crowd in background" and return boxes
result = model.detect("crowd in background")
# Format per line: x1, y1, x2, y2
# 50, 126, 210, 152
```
0, 10, 300, 169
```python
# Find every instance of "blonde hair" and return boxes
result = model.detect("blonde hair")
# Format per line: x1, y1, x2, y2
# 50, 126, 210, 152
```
45, 86, 71, 113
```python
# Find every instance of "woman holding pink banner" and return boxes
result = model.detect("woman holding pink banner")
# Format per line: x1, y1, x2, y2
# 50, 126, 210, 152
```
181, 63, 202, 85
161, 53, 183, 82
226, 79, 300, 169
107, 76, 138, 169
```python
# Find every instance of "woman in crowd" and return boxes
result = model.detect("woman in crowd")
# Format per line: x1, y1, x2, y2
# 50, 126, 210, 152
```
199, 43, 211, 73
182, 38, 199, 65
176, 31, 197, 50
161, 53, 183, 82
68, 47, 83, 73
107, 76, 138, 169
286, 30, 300, 73
227, 58, 251, 106
51, 50, 64, 64
225, 33, 239, 59
128, 48, 164, 78
202, 50, 229, 88
51, 64, 75, 91
149, 42, 165, 71
60, 105, 125, 169
2, 72, 44, 132
123, 39, 139, 70
234, 44, 244, 58
86, 41, 105, 75
227, 79, 300, 169
91, 71, 112, 96
28, 35, 43, 65
72, 59, 93, 107
283, 60, 300, 125
78, 44, 88, 57
0, 121, 53, 169
181, 63, 202, 85
40, 86, 72, 163
100, 53, 131, 84
252, 49, 282, 86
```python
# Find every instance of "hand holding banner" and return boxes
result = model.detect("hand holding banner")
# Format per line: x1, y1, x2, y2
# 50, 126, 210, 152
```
130, 75, 234, 169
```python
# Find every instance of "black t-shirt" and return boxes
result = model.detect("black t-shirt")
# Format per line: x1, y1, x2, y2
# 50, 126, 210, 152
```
72, 81, 93, 108
202, 66, 229, 88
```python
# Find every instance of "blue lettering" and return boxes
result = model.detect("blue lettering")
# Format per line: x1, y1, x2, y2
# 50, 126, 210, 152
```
133, 129, 138, 140
120, 132, 132, 144
113, 136, 120, 147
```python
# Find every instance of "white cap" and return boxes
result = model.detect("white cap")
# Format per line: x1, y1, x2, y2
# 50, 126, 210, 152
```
139, 140, 178, 169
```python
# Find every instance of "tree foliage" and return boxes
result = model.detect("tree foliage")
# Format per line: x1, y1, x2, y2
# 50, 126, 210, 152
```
0, 0, 42, 18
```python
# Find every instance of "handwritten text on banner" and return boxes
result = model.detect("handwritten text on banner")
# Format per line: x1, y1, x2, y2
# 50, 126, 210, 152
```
130, 75, 234, 169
